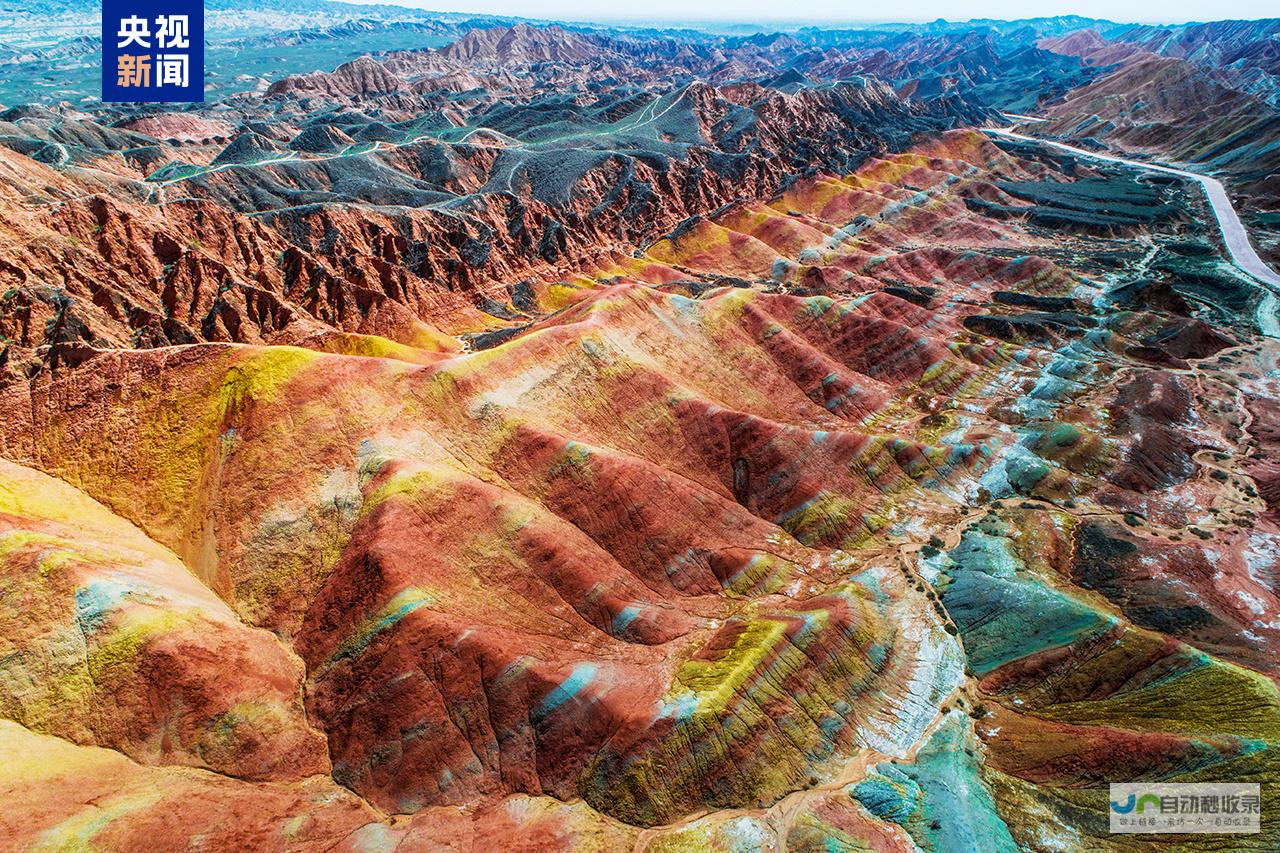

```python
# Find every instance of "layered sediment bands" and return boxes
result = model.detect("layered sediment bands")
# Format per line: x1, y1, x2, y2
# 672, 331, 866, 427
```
1, 123, 1278, 849
0, 460, 328, 782
0, 71, 990, 371
1071, 519, 1280, 671
0, 721, 377, 851
925, 507, 1280, 851
1, 283, 985, 823
0, 161, 468, 357
1037, 20, 1280, 213
1239, 349, 1280, 524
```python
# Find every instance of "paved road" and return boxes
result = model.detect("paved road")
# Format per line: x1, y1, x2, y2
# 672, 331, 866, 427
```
984, 127, 1280, 338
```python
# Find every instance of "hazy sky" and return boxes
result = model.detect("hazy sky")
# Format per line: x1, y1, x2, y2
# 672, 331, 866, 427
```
371, 0, 1276, 26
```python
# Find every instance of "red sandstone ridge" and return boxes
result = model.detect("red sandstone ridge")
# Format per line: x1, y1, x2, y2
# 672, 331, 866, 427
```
118, 115, 238, 145
436, 22, 602, 64
0, 76, 986, 378
0, 460, 330, 782
265, 56, 410, 99
1043, 55, 1265, 127
1038, 29, 1151, 66
1037, 21, 1280, 210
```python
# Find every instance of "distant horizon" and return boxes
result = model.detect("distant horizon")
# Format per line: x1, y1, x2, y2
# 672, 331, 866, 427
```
330, 0, 1278, 29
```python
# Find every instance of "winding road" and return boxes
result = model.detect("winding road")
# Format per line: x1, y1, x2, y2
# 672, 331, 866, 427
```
983, 127, 1280, 338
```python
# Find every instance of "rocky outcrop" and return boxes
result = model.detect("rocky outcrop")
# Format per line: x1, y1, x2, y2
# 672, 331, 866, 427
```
1038, 23, 1280, 211
0, 76, 991, 372
0, 460, 329, 781
266, 56, 410, 99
